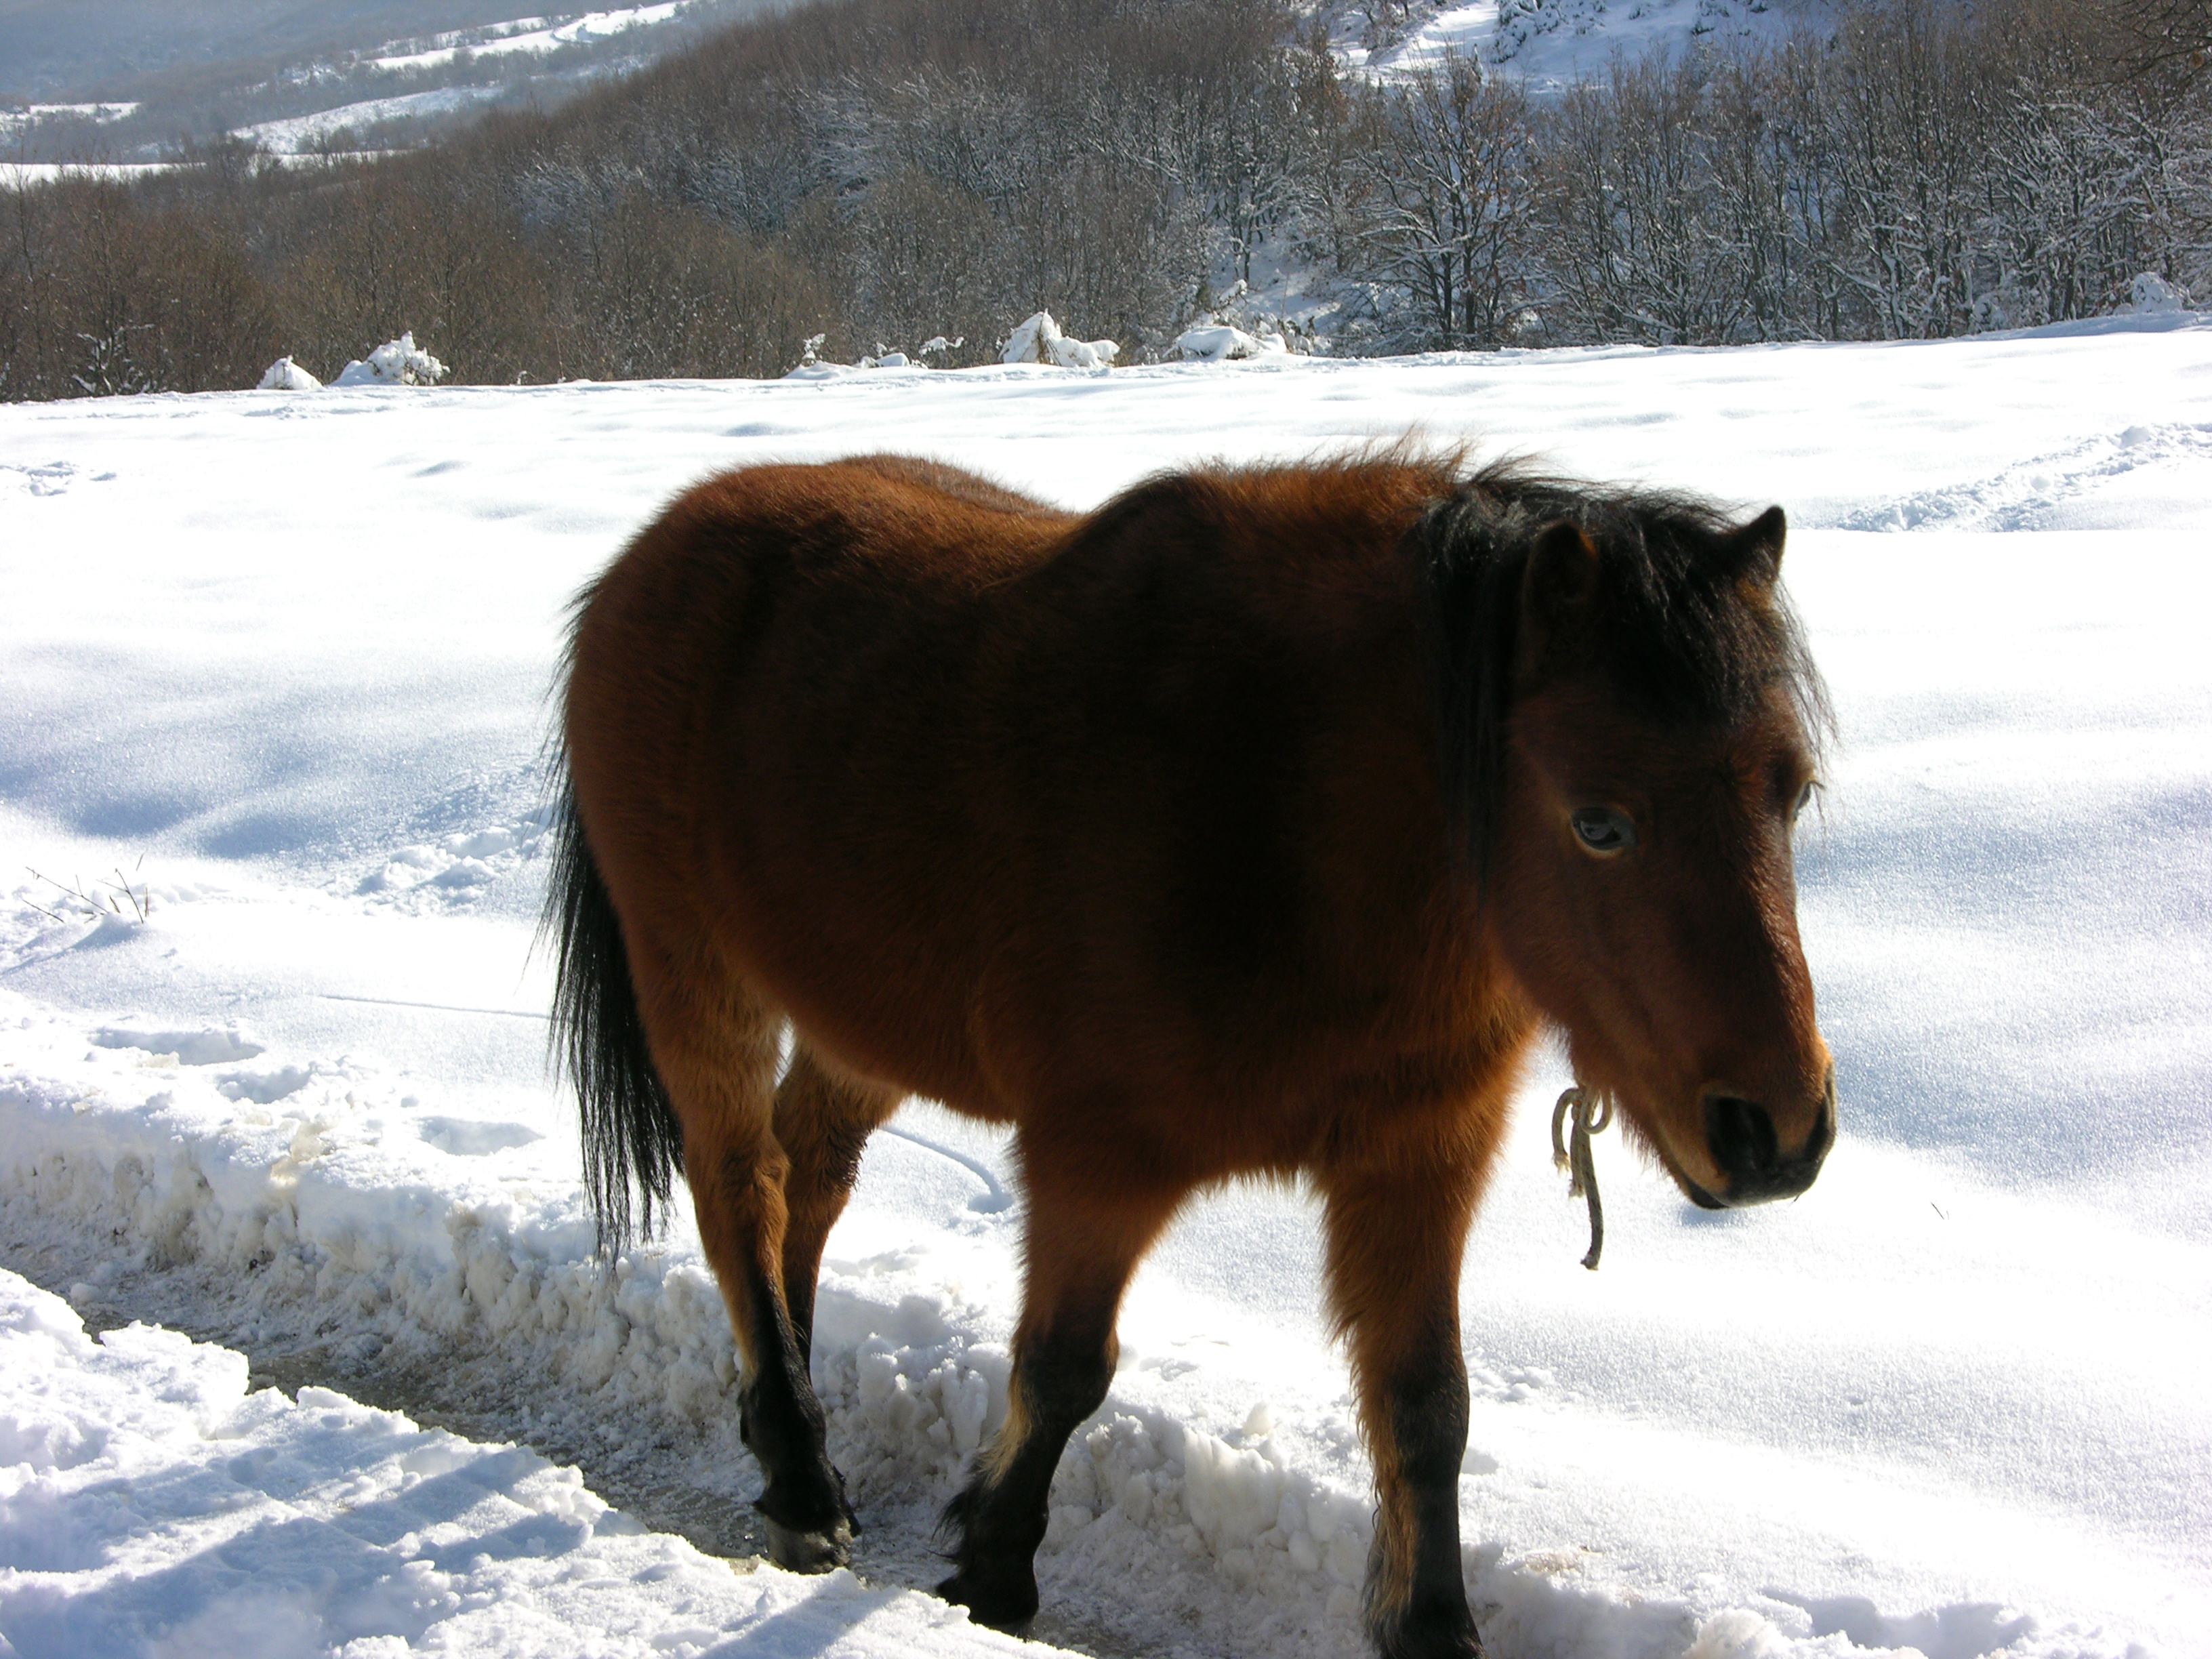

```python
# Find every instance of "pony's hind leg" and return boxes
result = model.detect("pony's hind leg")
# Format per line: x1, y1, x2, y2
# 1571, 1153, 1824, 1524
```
938, 1149, 1184, 1630
632, 960, 853, 1572
773, 1040, 903, 1418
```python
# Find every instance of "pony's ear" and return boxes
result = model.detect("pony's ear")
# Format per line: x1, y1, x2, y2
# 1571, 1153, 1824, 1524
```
1520, 519, 1599, 661
1717, 504, 1787, 589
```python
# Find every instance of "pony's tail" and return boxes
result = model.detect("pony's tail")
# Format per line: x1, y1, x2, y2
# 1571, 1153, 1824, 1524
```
544, 769, 682, 1259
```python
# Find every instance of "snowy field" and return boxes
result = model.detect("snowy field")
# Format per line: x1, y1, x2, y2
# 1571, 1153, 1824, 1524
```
1, 321, 2209, 1659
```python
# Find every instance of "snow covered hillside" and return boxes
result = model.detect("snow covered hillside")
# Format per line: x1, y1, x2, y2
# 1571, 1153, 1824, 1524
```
2, 321, 2209, 1659
228, 3, 752, 156
1343, 0, 1836, 90
0, 1, 774, 163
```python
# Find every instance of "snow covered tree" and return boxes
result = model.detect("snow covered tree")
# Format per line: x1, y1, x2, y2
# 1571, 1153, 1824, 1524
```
1354, 52, 1538, 348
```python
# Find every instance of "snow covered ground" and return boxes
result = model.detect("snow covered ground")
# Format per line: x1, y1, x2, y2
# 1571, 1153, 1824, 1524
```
239, 2, 724, 151
367, 4, 693, 73
2, 320, 2209, 1659
236, 87, 518, 155
0, 163, 179, 187
1345, 0, 1837, 91
0, 1269, 1035, 1657
0, 103, 138, 141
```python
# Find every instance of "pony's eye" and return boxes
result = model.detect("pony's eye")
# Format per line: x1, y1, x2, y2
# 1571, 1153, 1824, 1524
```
1570, 807, 1636, 855
1793, 780, 1818, 819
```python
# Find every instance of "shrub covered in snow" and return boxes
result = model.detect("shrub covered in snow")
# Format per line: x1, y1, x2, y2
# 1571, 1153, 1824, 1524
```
2127, 272, 2191, 314
255, 356, 323, 391
1000, 311, 1118, 370
332, 333, 447, 387
1174, 322, 1286, 363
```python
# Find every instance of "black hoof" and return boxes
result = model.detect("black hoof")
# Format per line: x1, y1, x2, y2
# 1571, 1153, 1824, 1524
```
935, 1567, 1038, 1633
764, 1515, 853, 1574
1376, 1604, 1486, 1659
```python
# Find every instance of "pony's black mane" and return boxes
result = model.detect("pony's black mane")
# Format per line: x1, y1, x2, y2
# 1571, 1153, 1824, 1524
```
1414, 459, 1832, 878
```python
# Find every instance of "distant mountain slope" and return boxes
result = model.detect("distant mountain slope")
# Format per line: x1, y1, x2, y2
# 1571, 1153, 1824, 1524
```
0, 1, 527, 98
0, 0, 787, 159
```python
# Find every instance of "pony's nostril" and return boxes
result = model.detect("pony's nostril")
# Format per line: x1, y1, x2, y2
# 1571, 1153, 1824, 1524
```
1704, 1094, 1780, 1183
1801, 1073, 1837, 1166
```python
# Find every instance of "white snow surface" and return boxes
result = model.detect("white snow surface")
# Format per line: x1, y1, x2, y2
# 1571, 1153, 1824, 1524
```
2, 319, 2209, 1659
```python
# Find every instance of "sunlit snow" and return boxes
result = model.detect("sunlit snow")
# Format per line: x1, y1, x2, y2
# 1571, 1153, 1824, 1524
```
2, 319, 2209, 1658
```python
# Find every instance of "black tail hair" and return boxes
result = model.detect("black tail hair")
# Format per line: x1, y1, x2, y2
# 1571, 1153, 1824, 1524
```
544, 768, 682, 1258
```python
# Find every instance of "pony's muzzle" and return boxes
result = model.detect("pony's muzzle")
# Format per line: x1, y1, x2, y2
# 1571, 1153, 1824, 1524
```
1701, 1067, 1835, 1205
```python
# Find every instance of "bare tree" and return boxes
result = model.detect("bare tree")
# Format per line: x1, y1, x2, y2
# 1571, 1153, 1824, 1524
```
2083, 0, 2212, 84
1355, 51, 1537, 347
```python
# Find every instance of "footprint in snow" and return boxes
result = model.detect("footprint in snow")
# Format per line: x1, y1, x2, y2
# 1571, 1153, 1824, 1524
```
0, 461, 108, 497
93, 1021, 266, 1065
217, 1063, 319, 1105
355, 813, 553, 909
415, 1116, 546, 1156
1837, 421, 2212, 532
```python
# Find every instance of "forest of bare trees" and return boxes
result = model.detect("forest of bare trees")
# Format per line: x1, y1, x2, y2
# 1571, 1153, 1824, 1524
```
3, 0, 2207, 401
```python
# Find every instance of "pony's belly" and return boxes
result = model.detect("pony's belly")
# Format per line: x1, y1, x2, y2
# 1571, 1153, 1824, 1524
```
709, 898, 1011, 1120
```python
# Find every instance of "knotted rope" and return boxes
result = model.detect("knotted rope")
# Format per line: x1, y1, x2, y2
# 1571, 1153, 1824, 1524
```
1551, 1086, 1614, 1271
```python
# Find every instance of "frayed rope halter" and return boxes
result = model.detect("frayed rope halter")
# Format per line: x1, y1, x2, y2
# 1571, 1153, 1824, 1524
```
1551, 1086, 1613, 1271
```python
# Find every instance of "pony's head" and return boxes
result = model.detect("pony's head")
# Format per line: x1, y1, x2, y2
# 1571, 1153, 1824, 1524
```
1422, 467, 1835, 1208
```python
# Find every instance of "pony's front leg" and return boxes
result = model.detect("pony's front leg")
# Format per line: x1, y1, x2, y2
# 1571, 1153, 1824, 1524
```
1322, 1144, 1492, 1659
938, 1154, 1183, 1630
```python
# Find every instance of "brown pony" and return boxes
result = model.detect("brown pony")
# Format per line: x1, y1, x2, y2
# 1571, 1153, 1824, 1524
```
546, 449, 1835, 1659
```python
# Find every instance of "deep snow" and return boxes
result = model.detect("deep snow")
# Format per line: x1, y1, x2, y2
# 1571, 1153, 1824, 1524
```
1, 321, 2209, 1659
0, 1268, 1040, 1657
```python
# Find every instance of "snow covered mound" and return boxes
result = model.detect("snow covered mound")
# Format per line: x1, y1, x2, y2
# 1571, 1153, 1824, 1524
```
2129, 272, 2192, 315
0, 1268, 1033, 1659
258, 355, 324, 391
1174, 322, 1287, 363
999, 312, 1118, 370
333, 333, 448, 388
